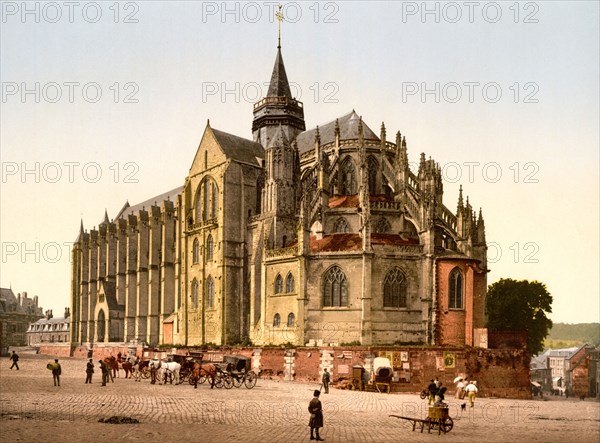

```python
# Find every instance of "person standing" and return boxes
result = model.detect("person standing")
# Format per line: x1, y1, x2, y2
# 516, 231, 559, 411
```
85, 358, 94, 384
321, 368, 330, 394
52, 359, 62, 386
455, 378, 465, 399
99, 360, 109, 386
427, 379, 438, 405
9, 351, 19, 370
150, 361, 157, 385
308, 389, 324, 441
465, 380, 478, 407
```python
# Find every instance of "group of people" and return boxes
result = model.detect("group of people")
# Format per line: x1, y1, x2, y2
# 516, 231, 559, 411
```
426, 378, 448, 406
455, 377, 479, 407
424, 376, 479, 408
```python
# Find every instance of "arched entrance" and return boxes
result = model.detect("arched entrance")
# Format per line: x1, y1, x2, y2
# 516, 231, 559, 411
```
97, 310, 106, 343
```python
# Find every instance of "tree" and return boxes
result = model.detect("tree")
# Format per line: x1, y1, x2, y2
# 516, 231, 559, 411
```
486, 278, 553, 355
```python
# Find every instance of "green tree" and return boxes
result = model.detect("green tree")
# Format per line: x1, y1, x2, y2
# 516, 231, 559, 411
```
486, 278, 553, 355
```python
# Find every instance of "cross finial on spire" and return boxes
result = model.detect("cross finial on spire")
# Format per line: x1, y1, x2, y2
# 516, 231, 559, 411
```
276, 4, 284, 49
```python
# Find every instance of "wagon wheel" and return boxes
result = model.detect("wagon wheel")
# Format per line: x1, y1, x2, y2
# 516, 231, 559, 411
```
214, 374, 225, 389
244, 371, 257, 389
223, 374, 234, 390
188, 375, 196, 386
141, 367, 151, 379
232, 373, 243, 388
419, 390, 428, 400
440, 417, 453, 433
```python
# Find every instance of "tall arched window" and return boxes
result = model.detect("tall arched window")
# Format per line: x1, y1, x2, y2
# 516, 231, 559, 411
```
341, 158, 357, 194
206, 234, 214, 261
192, 279, 199, 308
449, 267, 464, 309
275, 274, 283, 294
192, 238, 199, 264
285, 273, 295, 293
206, 276, 214, 308
197, 177, 219, 222
322, 266, 348, 307
368, 156, 378, 193
333, 217, 349, 233
273, 313, 281, 327
383, 268, 407, 308
287, 313, 295, 327
256, 175, 264, 214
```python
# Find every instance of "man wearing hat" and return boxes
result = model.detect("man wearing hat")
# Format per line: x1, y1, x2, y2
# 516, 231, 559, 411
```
85, 358, 94, 384
51, 359, 62, 387
308, 389, 324, 441
99, 359, 110, 386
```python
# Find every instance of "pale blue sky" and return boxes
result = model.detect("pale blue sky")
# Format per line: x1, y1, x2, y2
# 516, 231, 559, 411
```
1, 1, 598, 323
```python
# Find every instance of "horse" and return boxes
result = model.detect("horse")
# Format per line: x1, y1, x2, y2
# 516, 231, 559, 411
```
154, 360, 181, 385
191, 362, 217, 389
122, 355, 139, 379
103, 356, 117, 382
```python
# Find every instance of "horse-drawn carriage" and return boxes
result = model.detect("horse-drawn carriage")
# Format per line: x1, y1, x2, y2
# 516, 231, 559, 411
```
222, 355, 257, 389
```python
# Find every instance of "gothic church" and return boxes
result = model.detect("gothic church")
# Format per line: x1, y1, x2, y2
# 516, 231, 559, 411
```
70, 43, 488, 348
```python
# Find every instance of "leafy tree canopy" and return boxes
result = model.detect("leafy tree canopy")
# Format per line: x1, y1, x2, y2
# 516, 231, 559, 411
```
486, 278, 553, 355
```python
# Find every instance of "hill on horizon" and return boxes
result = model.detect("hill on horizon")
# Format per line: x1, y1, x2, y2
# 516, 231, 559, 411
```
544, 322, 600, 349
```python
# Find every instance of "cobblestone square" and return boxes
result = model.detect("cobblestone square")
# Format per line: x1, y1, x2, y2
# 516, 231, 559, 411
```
1, 355, 599, 442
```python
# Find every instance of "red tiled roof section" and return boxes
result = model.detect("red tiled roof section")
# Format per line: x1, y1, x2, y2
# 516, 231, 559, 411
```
328, 194, 392, 209
310, 233, 419, 252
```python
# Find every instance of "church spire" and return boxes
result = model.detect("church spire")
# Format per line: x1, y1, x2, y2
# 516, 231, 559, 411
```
276, 3, 284, 49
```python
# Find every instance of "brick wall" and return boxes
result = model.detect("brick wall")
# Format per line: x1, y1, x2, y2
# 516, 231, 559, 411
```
488, 330, 528, 349
37, 343, 531, 399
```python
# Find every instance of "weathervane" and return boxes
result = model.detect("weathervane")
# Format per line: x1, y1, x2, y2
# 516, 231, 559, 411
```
276, 4, 284, 49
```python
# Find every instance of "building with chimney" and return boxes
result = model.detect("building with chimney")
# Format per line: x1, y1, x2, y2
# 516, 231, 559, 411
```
0, 288, 44, 351
26, 308, 71, 346
70, 40, 488, 348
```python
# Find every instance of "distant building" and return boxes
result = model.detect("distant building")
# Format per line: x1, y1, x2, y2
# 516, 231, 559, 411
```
534, 346, 596, 396
26, 308, 71, 345
0, 288, 44, 351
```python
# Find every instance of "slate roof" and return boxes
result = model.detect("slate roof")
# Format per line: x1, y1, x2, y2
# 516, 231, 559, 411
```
267, 47, 292, 98
295, 111, 380, 154
211, 128, 265, 165
115, 186, 183, 220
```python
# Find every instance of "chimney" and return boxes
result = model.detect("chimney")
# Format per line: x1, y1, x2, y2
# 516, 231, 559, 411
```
46, 309, 53, 320
64, 307, 70, 319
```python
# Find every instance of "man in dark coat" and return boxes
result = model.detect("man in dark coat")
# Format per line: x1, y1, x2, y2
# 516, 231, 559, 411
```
52, 359, 61, 386
321, 368, 330, 394
99, 360, 109, 386
85, 358, 94, 384
9, 351, 19, 370
308, 390, 324, 441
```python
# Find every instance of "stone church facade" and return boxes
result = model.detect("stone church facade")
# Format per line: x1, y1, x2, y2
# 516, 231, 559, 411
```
70, 45, 488, 348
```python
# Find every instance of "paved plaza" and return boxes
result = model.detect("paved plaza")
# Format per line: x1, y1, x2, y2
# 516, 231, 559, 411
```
1, 354, 599, 443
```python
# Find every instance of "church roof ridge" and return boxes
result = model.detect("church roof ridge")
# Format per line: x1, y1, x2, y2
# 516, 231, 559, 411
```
295, 110, 380, 154
210, 127, 265, 164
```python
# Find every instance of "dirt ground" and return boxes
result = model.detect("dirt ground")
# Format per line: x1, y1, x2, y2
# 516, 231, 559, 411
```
1, 354, 599, 443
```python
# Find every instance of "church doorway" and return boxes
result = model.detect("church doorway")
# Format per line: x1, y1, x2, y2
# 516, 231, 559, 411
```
97, 310, 106, 342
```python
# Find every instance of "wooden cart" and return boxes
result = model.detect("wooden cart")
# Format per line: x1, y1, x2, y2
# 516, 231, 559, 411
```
390, 406, 454, 435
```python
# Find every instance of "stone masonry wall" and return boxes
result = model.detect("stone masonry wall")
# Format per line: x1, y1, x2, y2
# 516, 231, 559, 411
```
39, 343, 531, 399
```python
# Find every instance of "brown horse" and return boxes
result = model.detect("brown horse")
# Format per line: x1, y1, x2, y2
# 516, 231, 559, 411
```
191, 362, 217, 389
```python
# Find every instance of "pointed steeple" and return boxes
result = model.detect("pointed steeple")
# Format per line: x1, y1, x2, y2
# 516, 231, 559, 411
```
80, 219, 84, 235
457, 185, 464, 211
103, 209, 109, 224
253, 42, 305, 145
267, 47, 292, 98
